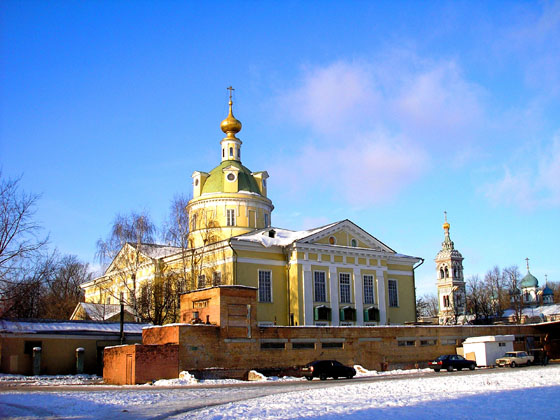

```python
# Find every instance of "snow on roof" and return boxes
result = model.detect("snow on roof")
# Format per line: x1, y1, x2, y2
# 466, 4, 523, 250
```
234, 223, 338, 248
77, 302, 134, 321
503, 303, 560, 318
0, 319, 149, 335
128, 243, 182, 259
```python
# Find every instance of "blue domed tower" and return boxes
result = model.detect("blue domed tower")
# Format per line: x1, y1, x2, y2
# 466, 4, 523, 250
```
542, 276, 554, 305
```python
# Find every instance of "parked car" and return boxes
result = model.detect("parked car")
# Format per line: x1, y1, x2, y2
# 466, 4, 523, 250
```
429, 355, 476, 372
495, 351, 534, 367
300, 360, 356, 380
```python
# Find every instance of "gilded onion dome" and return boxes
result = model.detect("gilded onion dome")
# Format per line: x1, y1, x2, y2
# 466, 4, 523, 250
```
220, 98, 242, 139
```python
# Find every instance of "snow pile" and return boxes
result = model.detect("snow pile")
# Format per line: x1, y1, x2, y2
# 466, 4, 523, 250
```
153, 371, 198, 386
354, 365, 432, 377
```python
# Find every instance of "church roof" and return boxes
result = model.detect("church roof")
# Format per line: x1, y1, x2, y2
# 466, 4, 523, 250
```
128, 243, 182, 259
200, 160, 262, 195
71, 302, 134, 321
520, 271, 539, 288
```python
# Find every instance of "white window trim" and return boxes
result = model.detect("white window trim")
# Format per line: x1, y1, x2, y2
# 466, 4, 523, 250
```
313, 270, 327, 303
226, 208, 236, 226
258, 269, 273, 303
339, 272, 352, 304
388, 278, 399, 308
363, 274, 375, 305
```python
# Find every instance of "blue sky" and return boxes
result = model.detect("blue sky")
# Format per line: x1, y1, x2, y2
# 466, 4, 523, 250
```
1, 1, 559, 296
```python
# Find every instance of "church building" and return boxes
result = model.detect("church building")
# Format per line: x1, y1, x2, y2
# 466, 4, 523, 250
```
81, 90, 422, 326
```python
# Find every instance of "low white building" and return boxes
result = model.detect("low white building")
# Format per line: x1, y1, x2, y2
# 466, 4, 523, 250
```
462, 335, 514, 367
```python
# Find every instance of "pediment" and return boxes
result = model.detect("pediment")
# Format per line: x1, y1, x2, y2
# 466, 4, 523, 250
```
298, 220, 395, 252
104, 243, 153, 275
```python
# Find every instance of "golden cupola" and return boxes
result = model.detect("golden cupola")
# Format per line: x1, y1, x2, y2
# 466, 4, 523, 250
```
220, 86, 243, 162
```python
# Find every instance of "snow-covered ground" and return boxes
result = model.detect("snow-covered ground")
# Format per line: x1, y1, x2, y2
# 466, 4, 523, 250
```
1, 365, 559, 419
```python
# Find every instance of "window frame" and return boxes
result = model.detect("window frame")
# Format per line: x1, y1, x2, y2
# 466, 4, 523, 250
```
258, 270, 272, 303
339, 272, 351, 303
313, 271, 327, 302
363, 274, 375, 304
388, 279, 399, 307
197, 274, 206, 289
226, 209, 236, 226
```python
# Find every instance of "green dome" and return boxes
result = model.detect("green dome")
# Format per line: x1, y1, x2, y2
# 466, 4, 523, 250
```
201, 160, 262, 195
520, 271, 538, 288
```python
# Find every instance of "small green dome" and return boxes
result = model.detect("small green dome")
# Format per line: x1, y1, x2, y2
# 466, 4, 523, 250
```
201, 160, 262, 195
520, 271, 539, 288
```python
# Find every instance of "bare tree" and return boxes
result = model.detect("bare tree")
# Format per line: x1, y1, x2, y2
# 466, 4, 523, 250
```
503, 265, 524, 323
0, 172, 49, 304
95, 211, 156, 320
416, 294, 438, 318
42, 255, 92, 319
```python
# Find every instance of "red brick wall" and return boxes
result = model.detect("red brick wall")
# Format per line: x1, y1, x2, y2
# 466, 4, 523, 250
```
103, 345, 137, 385
143, 325, 179, 345
134, 344, 179, 384
103, 344, 179, 385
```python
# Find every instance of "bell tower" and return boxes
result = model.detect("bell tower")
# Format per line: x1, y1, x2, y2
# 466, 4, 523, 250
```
435, 212, 466, 324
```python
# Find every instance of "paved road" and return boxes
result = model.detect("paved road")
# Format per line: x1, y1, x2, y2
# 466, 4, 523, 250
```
0, 365, 545, 419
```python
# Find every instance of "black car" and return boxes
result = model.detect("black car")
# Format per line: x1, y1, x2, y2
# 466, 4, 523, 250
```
429, 355, 476, 372
300, 360, 356, 380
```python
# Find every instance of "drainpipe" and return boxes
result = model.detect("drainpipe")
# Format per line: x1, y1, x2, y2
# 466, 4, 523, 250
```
228, 239, 238, 285
413, 258, 425, 322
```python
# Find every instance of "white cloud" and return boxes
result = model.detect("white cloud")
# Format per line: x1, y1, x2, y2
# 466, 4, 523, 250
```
483, 134, 560, 209
272, 54, 484, 205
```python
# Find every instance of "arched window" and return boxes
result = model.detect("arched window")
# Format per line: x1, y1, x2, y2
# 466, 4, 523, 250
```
445, 267, 449, 278
229, 147, 233, 157
440, 269, 444, 279
238, 148, 240, 159
351, 239, 357, 247
222, 149, 225, 158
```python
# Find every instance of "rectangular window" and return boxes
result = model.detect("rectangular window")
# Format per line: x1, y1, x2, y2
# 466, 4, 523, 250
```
339, 273, 351, 303
363, 274, 375, 304
264, 213, 269, 227
397, 340, 415, 347
213, 271, 221, 286
499, 342, 506, 347
322, 342, 343, 349
260, 342, 285, 349
226, 209, 235, 226
443, 295, 450, 308
258, 270, 272, 302
197, 274, 206, 289
388, 279, 398, 307
420, 340, 436, 346
292, 342, 315, 350
440, 338, 458, 345
314, 271, 326, 302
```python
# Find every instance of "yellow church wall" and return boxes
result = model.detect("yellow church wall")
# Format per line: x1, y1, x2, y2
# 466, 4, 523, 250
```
308, 253, 318, 261
334, 255, 343, 263
234, 260, 288, 325
346, 256, 355, 264
358, 257, 367, 265
289, 263, 303, 326
386, 274, 416, 324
